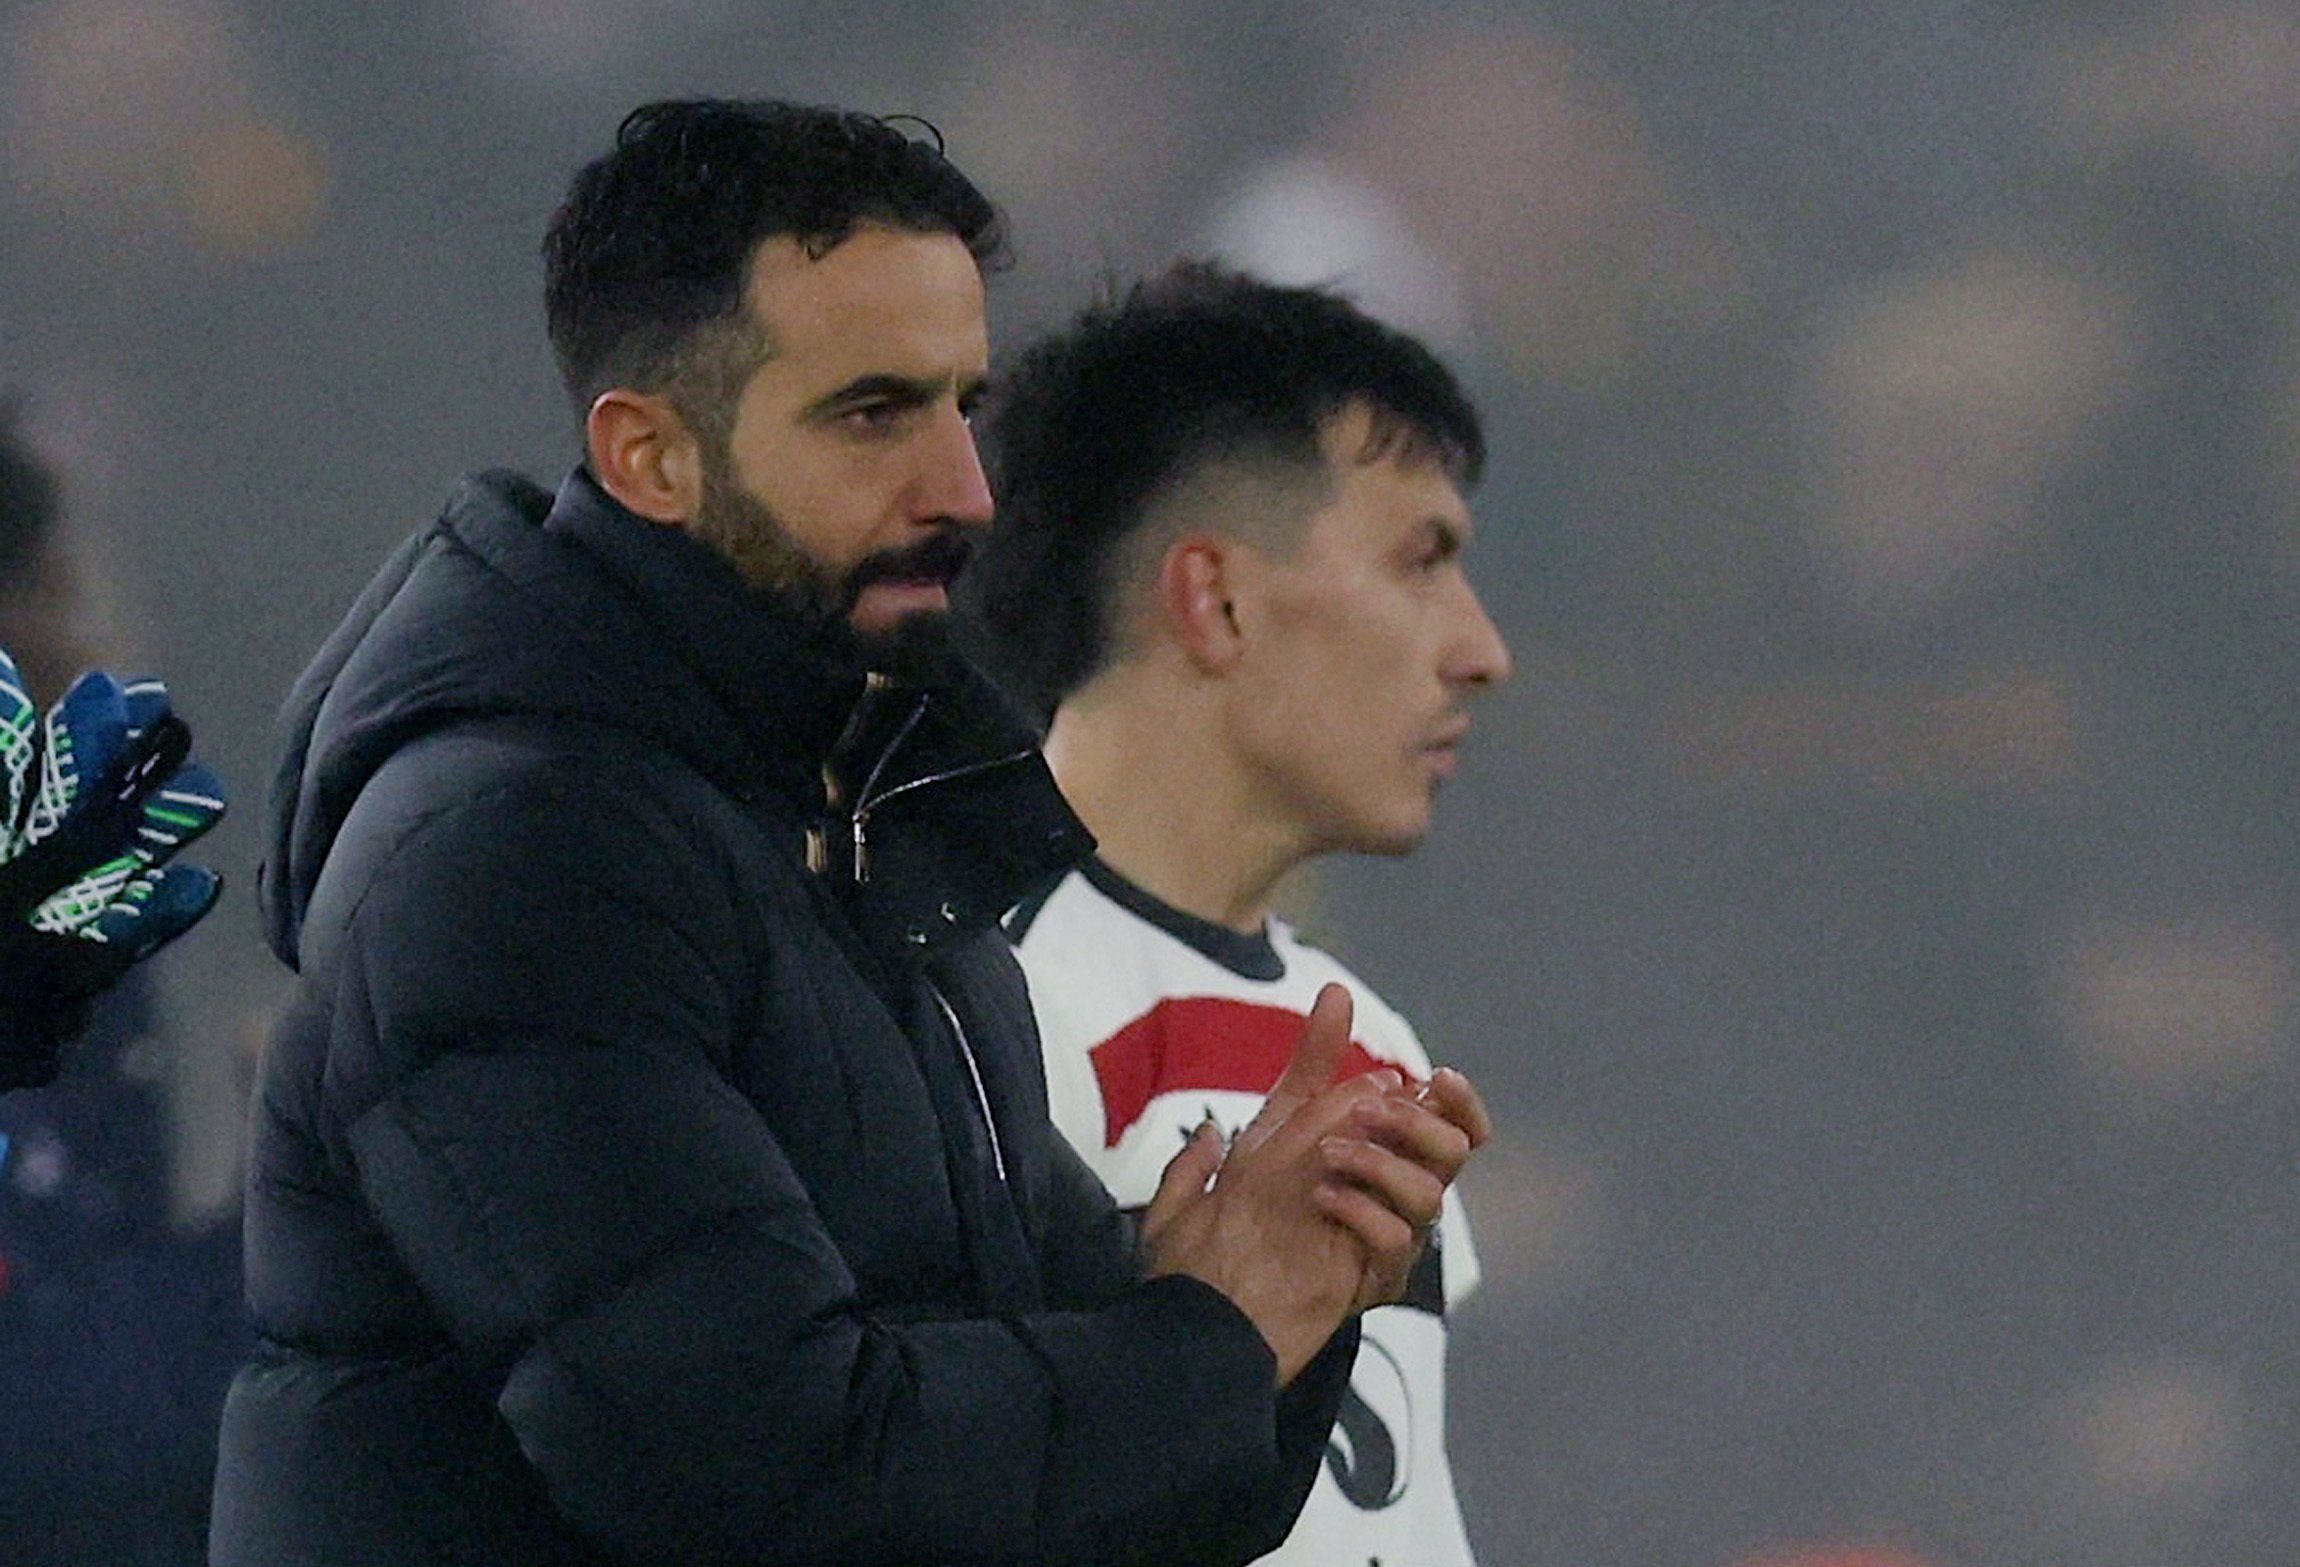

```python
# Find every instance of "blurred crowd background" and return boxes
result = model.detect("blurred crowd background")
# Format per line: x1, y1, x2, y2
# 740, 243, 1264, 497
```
3, 1, 2296, 1563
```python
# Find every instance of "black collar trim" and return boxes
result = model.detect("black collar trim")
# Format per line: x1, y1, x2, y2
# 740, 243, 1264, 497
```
1078, 858, 1285, 982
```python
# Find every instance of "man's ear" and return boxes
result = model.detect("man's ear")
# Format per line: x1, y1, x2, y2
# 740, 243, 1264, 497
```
1156, 536, 1247, 674
584, 389, 702, 524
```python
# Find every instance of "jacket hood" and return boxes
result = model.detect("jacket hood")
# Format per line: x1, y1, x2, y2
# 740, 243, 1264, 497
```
261, 469, 899, 969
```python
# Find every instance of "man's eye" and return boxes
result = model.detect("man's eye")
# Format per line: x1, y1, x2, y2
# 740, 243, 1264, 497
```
1409, 528, 1464, 574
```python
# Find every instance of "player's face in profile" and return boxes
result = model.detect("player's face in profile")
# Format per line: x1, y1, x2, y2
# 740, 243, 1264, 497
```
695, 223, 994, 641
1227, 402, 1512, 854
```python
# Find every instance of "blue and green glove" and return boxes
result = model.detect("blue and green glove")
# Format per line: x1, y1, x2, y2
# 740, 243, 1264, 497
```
0, 650, 226, 1089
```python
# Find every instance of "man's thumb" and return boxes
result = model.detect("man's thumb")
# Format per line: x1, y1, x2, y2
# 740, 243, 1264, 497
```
1144, 1118, 1225, 1241
1265, 982, 1354, 1118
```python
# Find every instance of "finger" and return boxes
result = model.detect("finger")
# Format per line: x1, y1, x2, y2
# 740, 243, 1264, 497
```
1253, 982, 1356, 1132
1346, 1094, 1474, 1184
35, 672, 133, 839
1318, 1135, 1447, 1233
87, 863, 222, 959
1310, 1179, 1418, 1267
116, 676, 173, 740
1235, 1065, 1397, 1178
132, 759, 227, 861
1419, 1067, 1493, 1150
0, 646, 34, 832
1142, 1118, 1224, 1241
105, 713, 194, 812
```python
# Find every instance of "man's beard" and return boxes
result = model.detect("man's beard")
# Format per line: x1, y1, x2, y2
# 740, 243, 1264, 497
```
690, 454, 973, 682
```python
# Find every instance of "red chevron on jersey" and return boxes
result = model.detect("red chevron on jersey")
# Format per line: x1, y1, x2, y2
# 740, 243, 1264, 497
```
1088, 995, 1410, 1148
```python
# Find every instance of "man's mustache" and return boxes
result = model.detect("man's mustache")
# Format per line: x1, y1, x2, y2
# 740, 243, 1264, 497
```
840, 528, 976, 607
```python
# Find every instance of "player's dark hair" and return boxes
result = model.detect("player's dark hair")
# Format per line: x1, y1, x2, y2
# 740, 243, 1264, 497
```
0, 405, 59, 580
0, 404, 102, 698
961, 261, 1484, 724
543, 99, 1007, 423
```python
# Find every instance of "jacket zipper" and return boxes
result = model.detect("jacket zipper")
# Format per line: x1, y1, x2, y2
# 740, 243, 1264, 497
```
847, 694, 929, 883
809, 672, 892, 875
841, 690, 1036, 888
928, 980, 1007, 1184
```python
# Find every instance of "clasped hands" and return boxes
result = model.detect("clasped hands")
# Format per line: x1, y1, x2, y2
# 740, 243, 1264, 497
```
1139, 982, 1490, 1385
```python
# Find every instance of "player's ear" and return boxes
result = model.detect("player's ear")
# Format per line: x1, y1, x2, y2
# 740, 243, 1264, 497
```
585, 388, 702, 525
1156, 536, 1246, 674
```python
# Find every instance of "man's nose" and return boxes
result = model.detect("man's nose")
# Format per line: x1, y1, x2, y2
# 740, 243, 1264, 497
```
919, 407, 995, 528
1449, 584, 1513, 690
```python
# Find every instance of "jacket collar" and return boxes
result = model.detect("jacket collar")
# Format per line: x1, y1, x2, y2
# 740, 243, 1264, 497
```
542, 468, 866, 809
544, 470, 1092, 945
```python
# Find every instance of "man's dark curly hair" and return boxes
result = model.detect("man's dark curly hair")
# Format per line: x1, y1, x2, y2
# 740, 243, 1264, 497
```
959, 262, 1484, 725
543, 99, 1007, 431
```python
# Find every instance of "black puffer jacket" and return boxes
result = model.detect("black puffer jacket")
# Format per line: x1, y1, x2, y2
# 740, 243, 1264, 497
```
212, 470, 1350, 1567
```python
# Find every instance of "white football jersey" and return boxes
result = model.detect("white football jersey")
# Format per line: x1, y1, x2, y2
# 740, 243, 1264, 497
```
1010, 861, 1480, 1567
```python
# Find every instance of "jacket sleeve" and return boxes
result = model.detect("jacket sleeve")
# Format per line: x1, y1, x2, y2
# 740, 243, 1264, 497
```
1023, 1123, 1361, 1564
322, 761, 1325, 1566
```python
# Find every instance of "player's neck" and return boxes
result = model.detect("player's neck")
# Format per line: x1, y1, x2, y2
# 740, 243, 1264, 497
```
1043, 685, 1304, 936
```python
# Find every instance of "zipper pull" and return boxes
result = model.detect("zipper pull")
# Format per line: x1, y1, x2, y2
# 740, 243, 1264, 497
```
851, 812, 870, 884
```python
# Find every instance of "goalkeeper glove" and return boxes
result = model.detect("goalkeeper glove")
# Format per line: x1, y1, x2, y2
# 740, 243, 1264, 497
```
0, 653, 225, 1089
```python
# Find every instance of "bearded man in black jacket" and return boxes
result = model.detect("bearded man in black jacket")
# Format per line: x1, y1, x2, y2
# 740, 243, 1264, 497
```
211, 99, 1488, 1567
